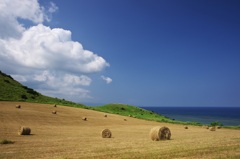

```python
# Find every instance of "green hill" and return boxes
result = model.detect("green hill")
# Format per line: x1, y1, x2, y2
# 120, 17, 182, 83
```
93, 103, 173, 122
93, 103, 203, 125
0, 70, 202, 126
0, 70, 86, 108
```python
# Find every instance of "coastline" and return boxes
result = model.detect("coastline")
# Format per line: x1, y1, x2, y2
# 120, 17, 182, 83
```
142, 106, 240, 126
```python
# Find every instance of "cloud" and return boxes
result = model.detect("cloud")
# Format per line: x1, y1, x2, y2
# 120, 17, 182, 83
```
101, 76, 113, 84
45, 2, 58, 22
48, 2, 58, 13
33, 71, 91, 86
0, 24, 109, 73
0, 0, 46, 39
0, 0, 111, 102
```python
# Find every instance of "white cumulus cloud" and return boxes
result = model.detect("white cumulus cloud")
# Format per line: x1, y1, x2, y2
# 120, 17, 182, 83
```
101, 76, 113, 84
0, 0, 111, 102
0, 24, 109, 73
0, 0, 47, 39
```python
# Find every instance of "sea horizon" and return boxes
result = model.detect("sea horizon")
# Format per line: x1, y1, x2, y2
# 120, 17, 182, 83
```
141, 106, 240, 126
140, 105, 240, 107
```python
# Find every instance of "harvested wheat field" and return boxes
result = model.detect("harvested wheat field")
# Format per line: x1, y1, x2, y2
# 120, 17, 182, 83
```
0, 102, 239, 159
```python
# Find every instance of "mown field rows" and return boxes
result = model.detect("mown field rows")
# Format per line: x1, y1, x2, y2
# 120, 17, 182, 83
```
0, 102, 240, 159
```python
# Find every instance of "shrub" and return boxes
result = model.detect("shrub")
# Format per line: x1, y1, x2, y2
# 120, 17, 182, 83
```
21, 94, 28, 100
210, 121, 223, 126
4, 79, 10, 83
0, 139, 14, 144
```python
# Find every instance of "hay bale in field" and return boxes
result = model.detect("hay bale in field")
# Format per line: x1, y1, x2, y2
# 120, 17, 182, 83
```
217, 126, 221, 129
184, 126, 188, 129
54, 104, 57, 107
15, 105, 21, 109
82, 117, 87, 121
18, 126, 31, 135
104, 114, 107, 117
124, 119, 127, 121
203, 126, 209, 129
52, 110, 57, 114
210, 126, 216, 131
101, 129, 112, 138
149, 126, 171, 141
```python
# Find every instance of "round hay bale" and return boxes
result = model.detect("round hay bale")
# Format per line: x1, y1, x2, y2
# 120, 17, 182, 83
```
16, 105, 21, 109
52, 110, 57, 114
217, 126, 221, 129
210, 127, 216, 131
124, 119, 127, 121
202, 125, 209, 129
149, 126, 171, 141
82, 117, 87, 121
54, 104, 57, 107
104, 114, 107, 117
184, 126, 188, 129
205, 126, 209, 129
101, 129, 112, 138
18, 126, 31, 135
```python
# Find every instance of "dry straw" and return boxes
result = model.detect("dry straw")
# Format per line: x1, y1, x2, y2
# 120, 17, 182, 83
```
18, 126, 31, 135
203, 126, 209, 129
184, 126, 188, 129
101, 129, 112, 138
15, 105, 21, 109
149, 126, 171, 141
210, 127, 216, 131
54, 104, 57, 107
104, 114, 107, 117
52, 110, 57, 114
82, 117, 87, 121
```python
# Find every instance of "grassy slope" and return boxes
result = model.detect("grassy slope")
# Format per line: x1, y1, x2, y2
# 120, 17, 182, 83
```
93, 104, 202, 126
0, 70, 180, 125
1, 70, 238, 127
0, 70, 86, 108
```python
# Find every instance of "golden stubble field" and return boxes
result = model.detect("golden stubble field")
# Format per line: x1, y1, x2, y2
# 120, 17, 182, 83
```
0, 101, 239, 159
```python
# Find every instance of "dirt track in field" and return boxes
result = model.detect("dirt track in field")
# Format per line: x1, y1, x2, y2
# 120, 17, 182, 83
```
0, 101, 239, 159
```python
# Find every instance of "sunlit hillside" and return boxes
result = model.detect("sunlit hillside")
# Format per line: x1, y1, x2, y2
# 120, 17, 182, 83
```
0, 70, 86, 108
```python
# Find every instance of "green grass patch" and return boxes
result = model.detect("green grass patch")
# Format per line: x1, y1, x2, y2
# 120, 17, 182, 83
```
0, 139, 14, 144
223, 126, 240, 130
92, 103, 203, 126
0, 70, 87, 109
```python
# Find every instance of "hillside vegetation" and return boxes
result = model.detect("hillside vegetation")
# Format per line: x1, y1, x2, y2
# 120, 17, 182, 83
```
93, 104, 203, 125
0, 70, 86, 108
0, 70, 224, 126
0, 70, 179, 124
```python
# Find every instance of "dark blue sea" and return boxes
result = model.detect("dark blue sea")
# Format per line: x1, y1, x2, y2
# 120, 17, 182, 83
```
141, 107, 240, 126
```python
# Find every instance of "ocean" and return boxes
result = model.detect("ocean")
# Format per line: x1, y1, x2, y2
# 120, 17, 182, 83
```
141, 107, 240, 126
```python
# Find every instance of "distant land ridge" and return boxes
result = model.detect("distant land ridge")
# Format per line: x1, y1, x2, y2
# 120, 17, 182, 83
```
0, 70, 209, 126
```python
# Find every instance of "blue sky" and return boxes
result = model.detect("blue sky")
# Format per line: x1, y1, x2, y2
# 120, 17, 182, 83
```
0, 0, 240, 106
